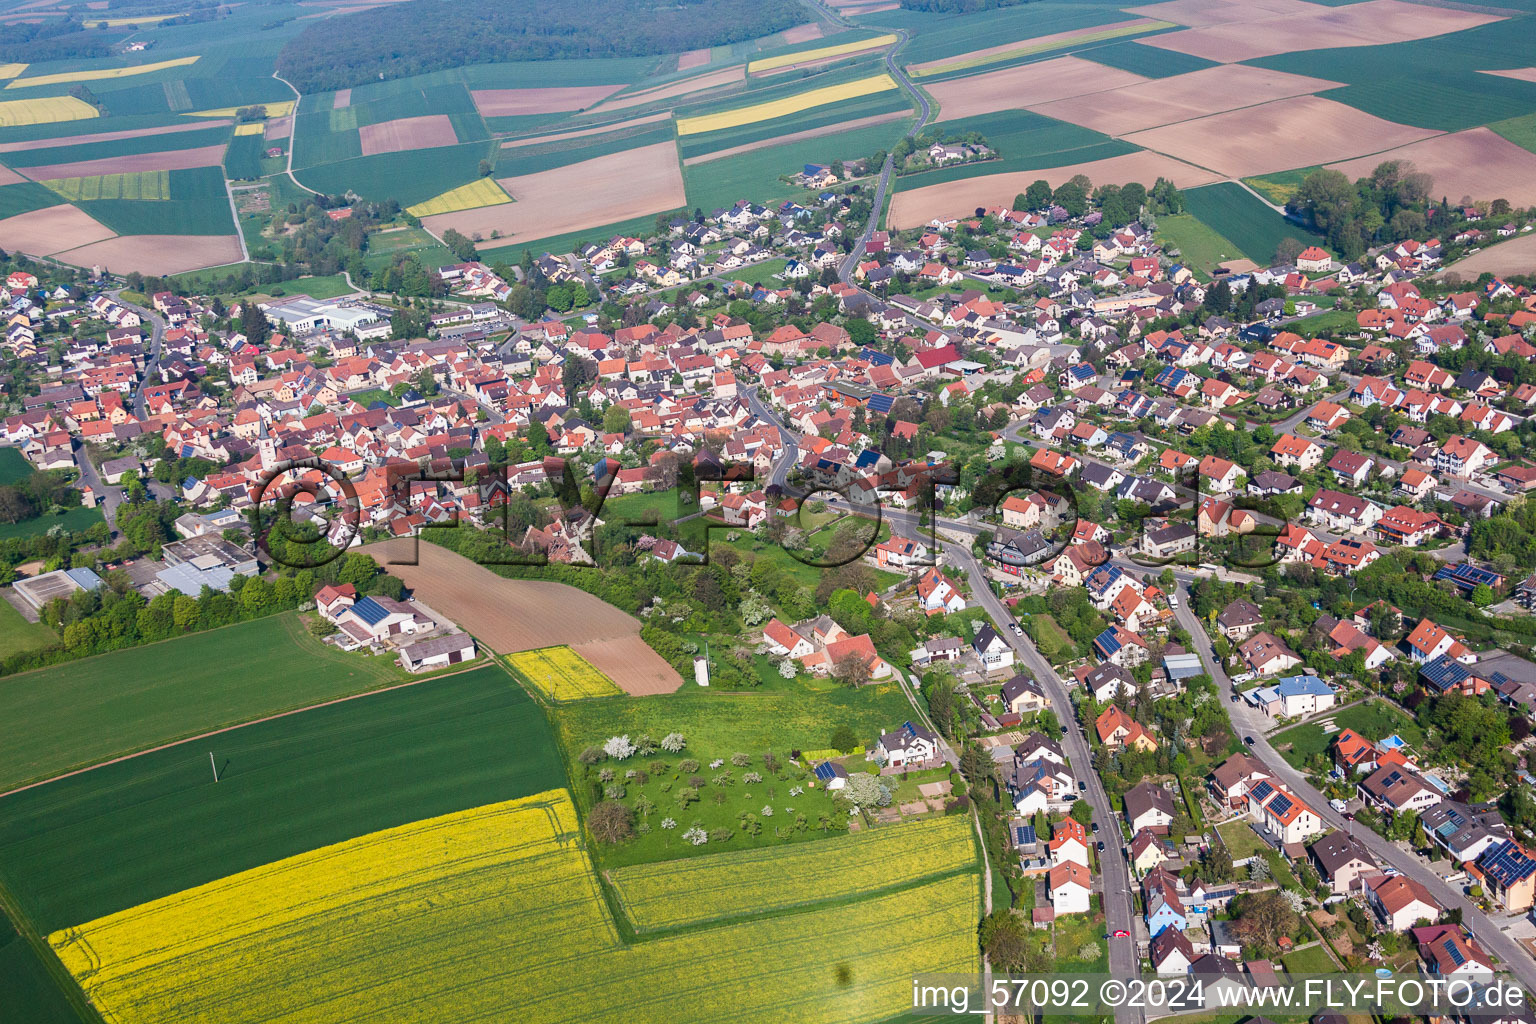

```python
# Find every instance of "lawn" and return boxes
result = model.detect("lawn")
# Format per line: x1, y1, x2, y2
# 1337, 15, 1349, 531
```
344, 387, 399, 408
1216, 819, 1269, 861
1282, 943, 1339, 973
1270, 722, 1329, 767
0, 612, 416, 791
728, 257, 789, 286
0, 447, 31, 485
1273, 699, 1423, 768
1026, 613, 1073, 664
0, 600, 56, 661
0, 662, 563, 933
1156, 213, 1245, 278
0, 506, 103, 542
1182, 183, 1327, 267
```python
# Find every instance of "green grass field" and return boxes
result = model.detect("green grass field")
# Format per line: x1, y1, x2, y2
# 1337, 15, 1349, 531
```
1182, 183, 1327, 267
0, 914, 85, 1024
297, 142, 495, 207
1242, 167, 1320, 205
1271, 700, 1423, 768
1077, 39, 1217, 77
0, 448, 31, 485
274, 274, 356, 300
893, 110, 1133, 188
498, 122, 678, 177
0, 612, 414, 791
0, 506, 103, 542
0, 662, 563, 932
683, 118, 907, 215
0, 182, 65, 220
0, 125, 232, 170
900, 2, 1133, 67
223, 132, 265, 180
1215, 819, 1269, 860
77, 196, 236, 236
0, 601, 56, 662
677, 91, 909, 160
1491, 111, 1536, 155
1156, 213, 1245, 278
1282, 943, 1338, 973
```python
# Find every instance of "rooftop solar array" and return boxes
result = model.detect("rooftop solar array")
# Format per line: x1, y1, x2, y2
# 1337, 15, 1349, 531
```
1267, 793, 1294, 818
1250, 780, 1275, 803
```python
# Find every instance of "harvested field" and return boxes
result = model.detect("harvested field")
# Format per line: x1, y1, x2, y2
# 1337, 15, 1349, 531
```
910, 18, 1170, 76
1030, 64, 1342, 136
923, 56, 1148, 122
750, 34, 895, 74
678, 47, 711, 72
54, 233, 242, 275
683, 110, 907, 165
1439, 232, 1536, 278
1138, 0, 1502, 63
502, 111, 672, 149
264, 116, 292, 141
589, 66, 744, 113
362, 542, 683, 694
0, 94, 97, 128
358, 113, 458, 155
1122, 95, 1440, 178
1327, 127, 1536, 207
333, 88, 351, 108
1484, 67, 1536, 84
781, 22, 825, 44
0, 203, 115, 256
889, 150, 1221, 228
6, 55, 199, 89
471, 85, 627, 117
1127, 0, 1319, 28
0, 165, 22, 186
676, 73, 896, 135
18, 143, 226, 182
0, 119, 229, 153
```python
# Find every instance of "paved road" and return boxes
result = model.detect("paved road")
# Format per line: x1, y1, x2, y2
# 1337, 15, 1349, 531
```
72, 443, 121, 537
1168, 581, 1536, 991
108, 289, 166, 420
947, 545, 1141, 1022
743, 386, 800, 489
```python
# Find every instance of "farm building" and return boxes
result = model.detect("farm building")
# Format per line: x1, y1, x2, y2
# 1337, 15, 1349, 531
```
397, 633, 477, 673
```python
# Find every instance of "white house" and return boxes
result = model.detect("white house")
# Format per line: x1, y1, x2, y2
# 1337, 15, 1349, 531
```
1049, 860, 1092, 915
972, 624, 1014, 671
877, 721, 941, 768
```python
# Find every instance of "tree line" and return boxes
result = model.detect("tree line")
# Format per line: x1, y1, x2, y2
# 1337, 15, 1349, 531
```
276, 0, 805, 91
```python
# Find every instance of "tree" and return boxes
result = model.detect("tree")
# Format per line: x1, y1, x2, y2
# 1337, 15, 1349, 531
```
1070, 799, 1093, 826
831, 650, 873, 688
1024, 179, 1052, 210
980, 910, 1032, 972
441, 227, 476, 262
588, 801, 634, 844
1273, 237, 1305, 266
1231, 889, 1297, 951
1471, 582, 1495, 607
477, 158, 492, 178
843, 771, 891, 807
829, 724, 860, 753
602, 404, 631, 434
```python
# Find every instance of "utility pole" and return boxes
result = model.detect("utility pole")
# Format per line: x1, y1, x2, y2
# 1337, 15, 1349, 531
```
209, 751, 219, 783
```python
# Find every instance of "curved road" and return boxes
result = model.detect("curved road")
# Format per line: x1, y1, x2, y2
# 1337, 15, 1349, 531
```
109, 289, 166, 420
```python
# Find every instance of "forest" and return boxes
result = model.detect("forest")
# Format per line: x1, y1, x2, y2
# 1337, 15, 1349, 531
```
0, 18, 114, 62
276, 0, 804, 91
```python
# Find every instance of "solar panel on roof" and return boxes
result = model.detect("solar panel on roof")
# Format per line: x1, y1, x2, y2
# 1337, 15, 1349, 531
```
1250, 781, 1274, 802
1268, 794, 1293, 818
1444, 939, 1465, 966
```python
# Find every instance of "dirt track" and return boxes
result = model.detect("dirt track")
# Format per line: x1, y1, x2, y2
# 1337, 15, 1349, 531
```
363, 542, 683, 695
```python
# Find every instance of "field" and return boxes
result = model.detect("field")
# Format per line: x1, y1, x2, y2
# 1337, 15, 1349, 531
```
0, 600, 56, 661
1440, 232, 1536, 277
358, 113, 459, 155
683, 111, 906, 168
748, 34, 895, 74
1137, 0, 1502, 63
0, 95, 97, 128
506, 646, 625, 702
0, 664, 564, 932
0, 505, 104, 541
1242, 166, 1318, 204
1030, 64, 1341, 137
5, 56, 201, 90
1282, 943, 1339, 973
422, 141, 684, 253
223, 133, 265, 180
45, 788, 978, 1024
923, 57, 1148, 122
591, 67, 745, 113
53, 233, 244, 276
0, 201, 117, 256
676, 73, 897, 135
678, 89, 907, 159
1181, 182, 1328, 265
19, 143, 227, 181
1271, 699, 1424, 768
363, 542, 682, 693
888, 149, 1221, 229
910, 18, 1173, 77
40, 169, 170, 201
470, 85, 627, 118
1122, 95, 1437, 178
1326, 127, 1536, 207
0, 447, 31, 484
502, 111, 671, 149
0, 120, 227, 153
609, 815, 976, 931
1156, 212, 1245, 277
405, 177, 512, 217
0, 612, 412, 792
0, 915, 82, 1024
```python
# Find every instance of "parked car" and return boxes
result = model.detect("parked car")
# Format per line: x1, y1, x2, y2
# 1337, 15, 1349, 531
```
1096, 840, 1106, 851
1090, 821, 1099, 833
1168, 595, 1179, 608
1079, 781, 1088, 792
1109, 929, 1130, 938
1244, 736, 1255, 745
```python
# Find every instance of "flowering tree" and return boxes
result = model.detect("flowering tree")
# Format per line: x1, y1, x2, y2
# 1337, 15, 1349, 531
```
604, 735, 636, 760
683, 825, 708, 845
660, 732, 686, 752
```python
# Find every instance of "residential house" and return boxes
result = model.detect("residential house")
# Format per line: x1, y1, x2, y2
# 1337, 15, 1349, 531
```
1125, 780, 1176, 834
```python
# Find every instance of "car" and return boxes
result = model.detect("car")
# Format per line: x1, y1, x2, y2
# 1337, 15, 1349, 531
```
1011, 622, 1023, 636
1096, 840, 1106, 851
1230, 694, 1240, 702
1168, 595, 1179, 608
1244, 736, 1255, 745
1110, 929, 1130, 938
1090, 821, 1099, 833
1079, 781, 1088, 792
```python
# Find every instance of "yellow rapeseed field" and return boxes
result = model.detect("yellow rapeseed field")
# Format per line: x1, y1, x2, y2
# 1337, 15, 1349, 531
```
50, 789, 979, 1024
233, 122, 265, 136
183, 100, 296, 118
0, 95, 98, 127
90, 13, 188, 26
748, 34, 897, 73
676, 73, 897, 135
406, 177, 513, 218
611, 814, 977, 931
43, 170, 171, 202
7, 56, 199, 90
506, 645, 623, 701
